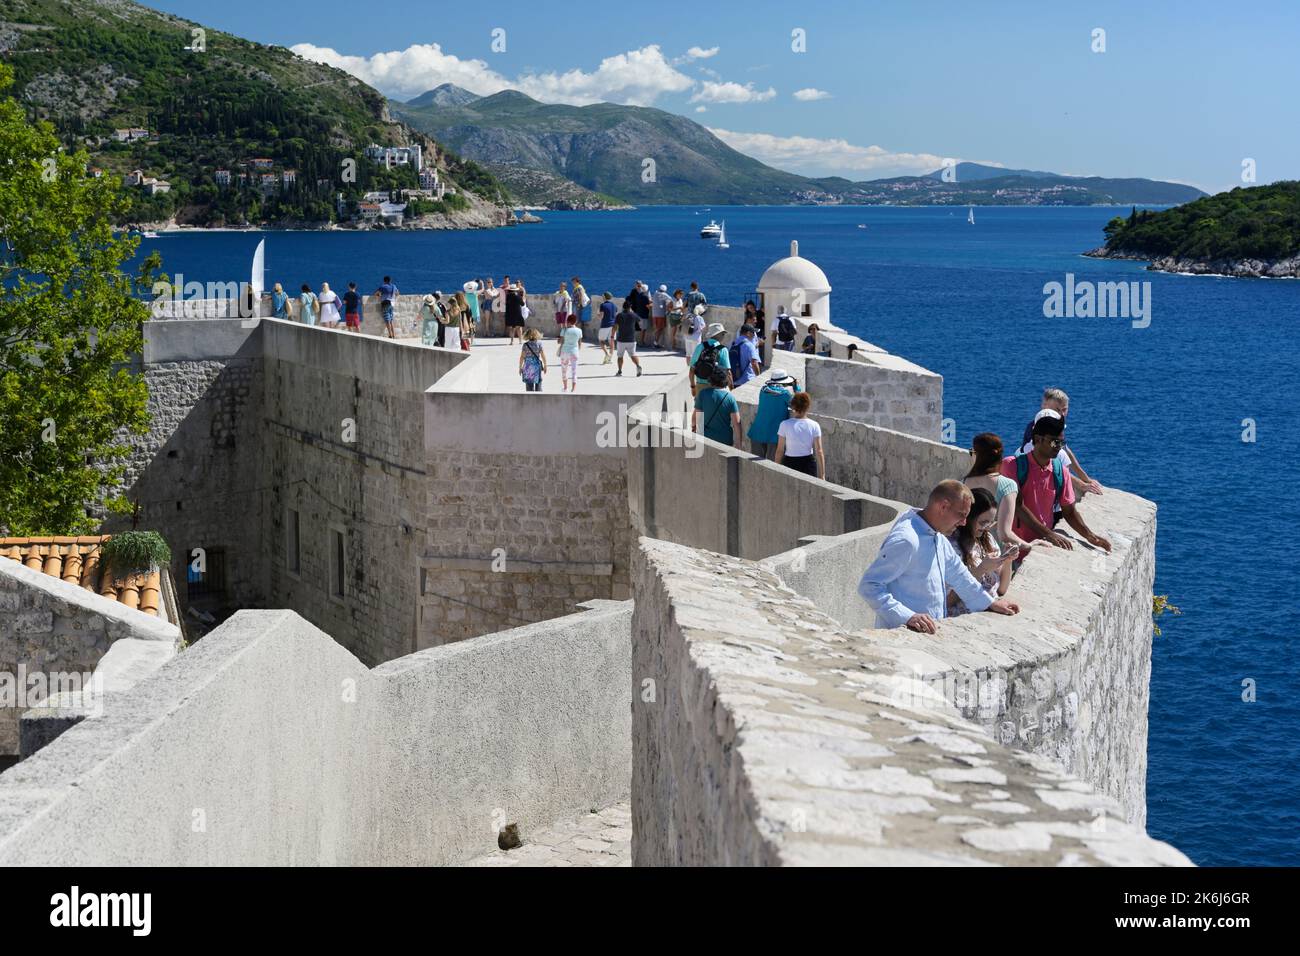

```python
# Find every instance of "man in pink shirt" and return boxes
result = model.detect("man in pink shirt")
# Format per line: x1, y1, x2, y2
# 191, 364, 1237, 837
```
1001, 412, 1111, 552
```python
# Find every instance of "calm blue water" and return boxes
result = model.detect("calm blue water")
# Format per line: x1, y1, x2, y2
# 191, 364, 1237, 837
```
136, 206, 1300, 866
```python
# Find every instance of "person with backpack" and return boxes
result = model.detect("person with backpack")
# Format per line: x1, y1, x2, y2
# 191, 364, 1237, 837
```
1018, 388, 1103, 501
650, 284, 673, 350
1000, 411, 1110, 552
689, 322, 731, 395
747, 370, 799, 460
420, 293, 442, 346
684, 282, 708, 321
858, 480, 1022, 633
693, 368, 741, 447
775, 308, 798, 351
519, 328, 547, 392
682, 303, 706, 359
729, 324, 761, 387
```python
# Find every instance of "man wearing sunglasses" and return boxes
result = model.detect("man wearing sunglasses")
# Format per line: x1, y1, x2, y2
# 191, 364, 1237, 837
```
1002, 411, 1110, 552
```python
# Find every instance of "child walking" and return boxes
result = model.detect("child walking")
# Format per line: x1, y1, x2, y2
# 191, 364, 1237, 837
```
520, 328, 547, 391
559, 315, 582, 392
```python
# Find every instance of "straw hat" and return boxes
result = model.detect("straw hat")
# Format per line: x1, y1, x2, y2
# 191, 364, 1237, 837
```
706, 322, 726, 338
463, 280, 480, 293
767, 370, 795, 386
422, 294, 436, 305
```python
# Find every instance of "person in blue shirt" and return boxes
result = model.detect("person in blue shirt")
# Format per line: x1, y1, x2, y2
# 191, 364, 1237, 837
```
598, 292, 618, 364
372, 275, 399, 338
693, 369, 741, 446
689, 323, 731, 393
746, 370, 799, 460
270, 282, 289, 319
858, 480, 1021, 633
732, 324, 761, 387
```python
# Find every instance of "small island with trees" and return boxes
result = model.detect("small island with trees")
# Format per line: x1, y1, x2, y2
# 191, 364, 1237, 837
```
1086, 181, 1300, 277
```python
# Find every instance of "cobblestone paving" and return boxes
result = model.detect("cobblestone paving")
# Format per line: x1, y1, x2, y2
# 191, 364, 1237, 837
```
462, 802, 632, 867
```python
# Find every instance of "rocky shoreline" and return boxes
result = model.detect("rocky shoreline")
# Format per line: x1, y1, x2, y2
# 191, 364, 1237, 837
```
1083, 246, 1300, 278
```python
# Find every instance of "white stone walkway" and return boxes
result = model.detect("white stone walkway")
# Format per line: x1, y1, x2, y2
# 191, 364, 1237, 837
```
461, 802, 632, 867
458, 337, 689, 396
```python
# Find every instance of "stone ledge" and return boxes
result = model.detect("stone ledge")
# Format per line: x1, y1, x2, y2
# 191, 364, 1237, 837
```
631, 536, 1189, 867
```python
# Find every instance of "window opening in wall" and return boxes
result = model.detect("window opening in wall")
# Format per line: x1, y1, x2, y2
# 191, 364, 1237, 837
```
186, 547, 226, 599
287, 508, 300, 574
331, 529, 346, 598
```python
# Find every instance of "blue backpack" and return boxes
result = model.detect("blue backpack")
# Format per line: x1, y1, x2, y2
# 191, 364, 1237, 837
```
728, 340, 745, 380
1014, 451, 1065, 507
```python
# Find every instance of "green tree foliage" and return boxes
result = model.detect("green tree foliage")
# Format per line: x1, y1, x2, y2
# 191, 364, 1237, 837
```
0, 64, 157, 534
1102, 183, 1300, 261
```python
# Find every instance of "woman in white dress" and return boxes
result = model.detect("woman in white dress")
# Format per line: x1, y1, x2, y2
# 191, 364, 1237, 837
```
317, 282, 341, 328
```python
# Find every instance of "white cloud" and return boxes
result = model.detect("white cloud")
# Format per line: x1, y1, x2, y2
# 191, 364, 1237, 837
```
689, 81, 777, 104
686, 46, 720, 59
793, 88, 831, 101
708, 128, 957, 179
291, 42, 694, 106
695, 106, 707, 113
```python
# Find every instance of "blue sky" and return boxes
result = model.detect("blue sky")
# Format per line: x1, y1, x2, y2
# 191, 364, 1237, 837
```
148, 0, 1298, 194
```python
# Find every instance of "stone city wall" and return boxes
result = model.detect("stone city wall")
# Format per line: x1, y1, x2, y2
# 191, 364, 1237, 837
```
630, 536, 1186, 866
421, 362, 637, 644
259, 321, 467, 664
624, 381, 905, 562
0, 601, 632, 865
111, 322, 268, 616
0, 560, 179, 755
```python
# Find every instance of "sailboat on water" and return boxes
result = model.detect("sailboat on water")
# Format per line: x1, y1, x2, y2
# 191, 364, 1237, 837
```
247, 238, 265, 319
967, 206, 975, 225
717, 220, 729, 249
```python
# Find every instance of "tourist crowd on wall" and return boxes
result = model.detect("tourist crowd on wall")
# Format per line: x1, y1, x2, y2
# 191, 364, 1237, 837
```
261, 277, 1110, 635
857, 387, 1112, 634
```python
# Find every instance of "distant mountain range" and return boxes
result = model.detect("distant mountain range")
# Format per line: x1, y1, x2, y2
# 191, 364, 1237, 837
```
393, 86, 1207, 209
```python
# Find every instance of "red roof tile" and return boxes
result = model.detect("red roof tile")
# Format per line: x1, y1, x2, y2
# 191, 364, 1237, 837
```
0, 536, 163, 617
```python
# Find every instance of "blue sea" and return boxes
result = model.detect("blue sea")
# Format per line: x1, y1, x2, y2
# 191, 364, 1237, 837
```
136, 206, 1300, 866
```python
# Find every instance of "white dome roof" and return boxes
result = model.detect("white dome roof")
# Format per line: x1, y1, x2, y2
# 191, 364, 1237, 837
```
757, 240, 831, 293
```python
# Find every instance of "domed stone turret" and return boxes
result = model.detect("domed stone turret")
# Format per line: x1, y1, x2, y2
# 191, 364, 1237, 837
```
757, 240, 832, 324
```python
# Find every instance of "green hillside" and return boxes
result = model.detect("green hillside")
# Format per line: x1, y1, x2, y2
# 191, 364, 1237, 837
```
1100, 182, 1300, 261
0, 0, 506, 225
392, 90, 813, 205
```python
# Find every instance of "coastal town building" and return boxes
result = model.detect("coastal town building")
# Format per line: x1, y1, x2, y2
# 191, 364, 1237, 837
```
112, 128, 149, 143
214, 169, 231, 187
122, 169, 170, 195
364, 143, 422, 172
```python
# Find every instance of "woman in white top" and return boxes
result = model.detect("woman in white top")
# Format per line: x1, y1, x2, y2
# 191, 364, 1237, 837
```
963, 432, 1029, 553
683, 303, 705, 358
775, 392, 825, 479
317, 283, 341, 328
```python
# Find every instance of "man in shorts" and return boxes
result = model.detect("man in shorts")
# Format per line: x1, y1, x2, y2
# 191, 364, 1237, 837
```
372, 275, 399, 338
343, 282, 361, 332
597, 292, 617, 364
613, 300, 643, 377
